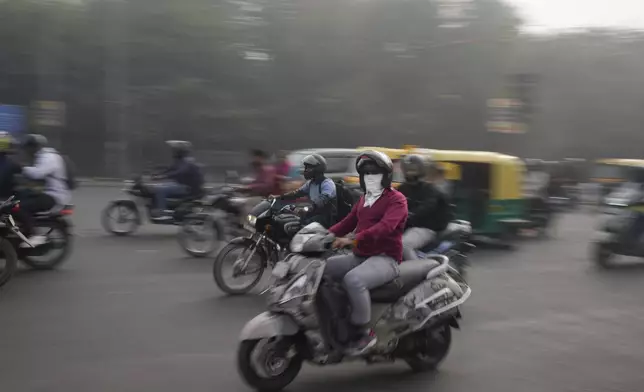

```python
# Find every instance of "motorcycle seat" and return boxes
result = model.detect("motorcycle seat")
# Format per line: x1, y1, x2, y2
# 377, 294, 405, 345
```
370, 258, 441, 303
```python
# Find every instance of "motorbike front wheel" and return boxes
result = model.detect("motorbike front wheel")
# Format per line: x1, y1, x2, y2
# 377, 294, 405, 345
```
213, 239, 266, 295
237, 337, 303, 392
0, 239, 18, 288
404, 324, 452, 372
101, 201, 140, 236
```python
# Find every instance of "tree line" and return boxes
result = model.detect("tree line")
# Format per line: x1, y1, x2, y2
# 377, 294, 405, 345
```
0, 0, 642, 176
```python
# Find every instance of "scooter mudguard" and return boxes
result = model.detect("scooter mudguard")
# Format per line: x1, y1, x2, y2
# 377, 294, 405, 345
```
239, 311, 299, 341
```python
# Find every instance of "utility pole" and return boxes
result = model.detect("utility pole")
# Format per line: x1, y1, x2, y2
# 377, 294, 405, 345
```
103, 0, 129, 178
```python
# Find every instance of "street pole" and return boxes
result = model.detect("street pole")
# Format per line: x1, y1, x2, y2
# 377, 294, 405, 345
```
103, 0, 129, 178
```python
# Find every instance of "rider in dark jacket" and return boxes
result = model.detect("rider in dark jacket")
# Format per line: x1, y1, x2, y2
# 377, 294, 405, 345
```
0, 132, 21, 199
398, 154, 451, 260
152, 140, 204, 220
277, 154, 337, 228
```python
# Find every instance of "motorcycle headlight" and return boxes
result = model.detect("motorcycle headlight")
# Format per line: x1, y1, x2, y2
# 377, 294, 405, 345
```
279, 275, 308, 304
247, 214, 257, 226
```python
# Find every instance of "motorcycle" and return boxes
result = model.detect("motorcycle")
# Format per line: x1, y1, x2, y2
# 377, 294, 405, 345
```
237, 223, 471, 391
101, 174, 206, 236
0, 197, 33, 287
416, 220, 475, 278
178, 184, 248, 258
592, 195, 644, 268
212, 197, 303, 295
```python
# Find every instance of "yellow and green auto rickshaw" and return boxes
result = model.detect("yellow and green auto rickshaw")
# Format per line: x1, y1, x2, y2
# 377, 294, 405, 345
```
345, 146, 527, 238
591, 159, 644, 200
412, 149, 528, 238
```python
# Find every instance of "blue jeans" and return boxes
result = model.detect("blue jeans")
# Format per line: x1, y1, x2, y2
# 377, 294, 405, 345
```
153, 182, 189, 212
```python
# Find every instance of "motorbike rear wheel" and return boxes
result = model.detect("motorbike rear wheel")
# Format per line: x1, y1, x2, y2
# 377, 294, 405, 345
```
404, 324, 452, 372
0, 239, 18, 288
177, 213, 224, 258
21, 220, 72, 270
593, 242, 614, 269
237, 337, 303, 392
213, 239, 266, 295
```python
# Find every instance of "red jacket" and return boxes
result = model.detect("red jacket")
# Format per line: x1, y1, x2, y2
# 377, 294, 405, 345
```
330, 188, 408, 262
248, 164, 279, 196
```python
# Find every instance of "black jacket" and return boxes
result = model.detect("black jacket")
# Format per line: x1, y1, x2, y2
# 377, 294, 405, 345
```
398, 181, 451, 232
163, 157, 204, 194
0, 155, 22, 199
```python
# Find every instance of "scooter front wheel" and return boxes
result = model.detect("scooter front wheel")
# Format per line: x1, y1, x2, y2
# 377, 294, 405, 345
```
237, 337, 303, 392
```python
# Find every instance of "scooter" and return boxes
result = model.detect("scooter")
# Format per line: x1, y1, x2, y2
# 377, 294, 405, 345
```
592, 196, 644, 268
237, 223, 471, 391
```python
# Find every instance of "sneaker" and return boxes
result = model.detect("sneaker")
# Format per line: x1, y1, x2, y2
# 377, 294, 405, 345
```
345, 329, 377, 356
21, 235, 47, 248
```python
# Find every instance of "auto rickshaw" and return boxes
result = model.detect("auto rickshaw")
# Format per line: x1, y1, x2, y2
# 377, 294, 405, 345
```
345, 146, 528, 240
412, 149, 529, 239
590, 159, 644, 204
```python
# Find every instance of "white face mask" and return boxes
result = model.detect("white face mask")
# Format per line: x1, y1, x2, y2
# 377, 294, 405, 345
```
364, 174, 384, 194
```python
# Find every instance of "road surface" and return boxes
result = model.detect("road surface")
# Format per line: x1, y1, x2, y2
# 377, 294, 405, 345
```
1, 188, 643, 392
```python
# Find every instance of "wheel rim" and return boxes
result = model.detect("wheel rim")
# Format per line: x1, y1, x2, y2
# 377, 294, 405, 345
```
107, 205, 137, 233
25, 226, 66, 266
218, 246, 264, 292
250, 338, 293, 379
181, 218, 218, 254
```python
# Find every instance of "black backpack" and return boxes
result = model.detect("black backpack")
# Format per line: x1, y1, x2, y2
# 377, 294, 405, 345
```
319, 179, 354, 222
61, 155, 77, 190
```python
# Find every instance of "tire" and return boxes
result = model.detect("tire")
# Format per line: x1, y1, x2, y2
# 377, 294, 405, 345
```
213, 240, 266, 295
0, 239, 18, 288
177, 214, 224, 258
22, 220, 72, 270
404, 325, 452, 372
237, 338, 303, 392
593, 242, 613, 269
101, 201, 140, 236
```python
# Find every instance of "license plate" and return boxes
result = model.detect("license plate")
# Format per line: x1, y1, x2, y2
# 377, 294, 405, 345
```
243, 224, 256, 233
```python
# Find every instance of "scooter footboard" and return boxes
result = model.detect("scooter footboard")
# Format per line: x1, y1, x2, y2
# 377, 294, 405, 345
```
239, 312, 300, 341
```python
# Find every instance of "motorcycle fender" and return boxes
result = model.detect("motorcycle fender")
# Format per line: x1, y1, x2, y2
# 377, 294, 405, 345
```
109, 200, 141, 224
239, 312, 300, 340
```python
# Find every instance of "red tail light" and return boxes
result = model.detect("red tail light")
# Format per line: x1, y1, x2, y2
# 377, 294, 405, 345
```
60, 209, 73, 216
11, 204, 19, 212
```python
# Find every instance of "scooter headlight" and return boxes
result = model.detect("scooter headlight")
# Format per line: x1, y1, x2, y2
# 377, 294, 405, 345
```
279, 275, 308, 304
290, 234, 315, 253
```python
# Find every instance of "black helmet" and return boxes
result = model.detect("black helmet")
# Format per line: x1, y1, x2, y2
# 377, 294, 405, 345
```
356, 150, 394, 190
302, 153, 327, 180
22, 134, 47, 150
165, 140, 192, 158
401, 154, 427, 182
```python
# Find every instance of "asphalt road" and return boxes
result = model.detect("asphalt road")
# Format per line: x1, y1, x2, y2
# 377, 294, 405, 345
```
2, 188, 644, 392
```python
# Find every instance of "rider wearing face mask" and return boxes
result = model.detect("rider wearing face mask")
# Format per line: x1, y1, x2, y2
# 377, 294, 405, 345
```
326, 151, 408, 355
276, 154, 337, 228
399, 154, 452, 260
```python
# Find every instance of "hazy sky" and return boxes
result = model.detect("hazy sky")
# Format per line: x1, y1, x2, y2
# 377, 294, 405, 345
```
507, 0, 644, 32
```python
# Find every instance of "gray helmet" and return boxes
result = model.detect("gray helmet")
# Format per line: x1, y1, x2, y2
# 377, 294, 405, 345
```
401, 154, 427, 181
356, 150, 394, 189
22, 134, 48, 150
302, 153, 327, 180
165, 140, 192, 158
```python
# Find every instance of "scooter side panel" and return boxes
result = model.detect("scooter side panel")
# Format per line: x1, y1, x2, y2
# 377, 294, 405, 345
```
239, 311, 300, 340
